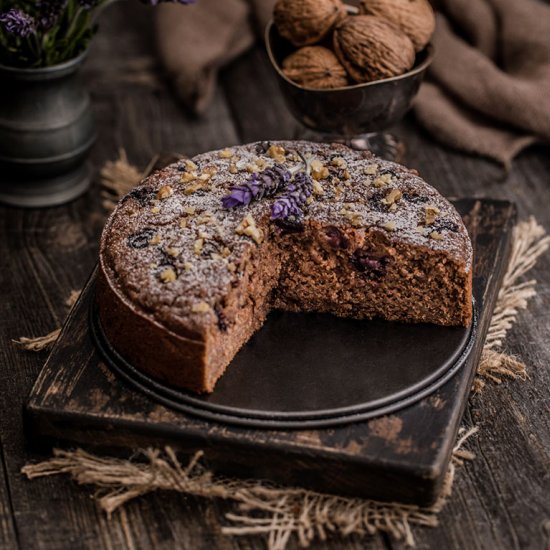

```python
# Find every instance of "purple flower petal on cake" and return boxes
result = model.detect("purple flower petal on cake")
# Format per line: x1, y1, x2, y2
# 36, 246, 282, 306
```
222, 164, 291, 209
271, 172, 313, 220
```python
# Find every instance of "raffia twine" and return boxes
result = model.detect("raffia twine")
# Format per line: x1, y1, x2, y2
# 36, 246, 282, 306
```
17, 151, 550, 549
22, 426, 477, 550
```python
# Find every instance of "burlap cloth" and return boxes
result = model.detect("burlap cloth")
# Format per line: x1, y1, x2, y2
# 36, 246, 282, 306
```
155, 0, 550, 166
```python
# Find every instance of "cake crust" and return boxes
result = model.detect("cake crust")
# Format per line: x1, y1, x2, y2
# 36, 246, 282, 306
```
97, 141, 472, 392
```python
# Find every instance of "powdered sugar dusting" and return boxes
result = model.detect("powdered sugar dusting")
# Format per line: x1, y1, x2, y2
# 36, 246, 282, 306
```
100, 141, 472, 333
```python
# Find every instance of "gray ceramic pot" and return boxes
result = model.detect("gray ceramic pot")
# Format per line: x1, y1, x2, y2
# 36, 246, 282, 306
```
0, 51, 96, 207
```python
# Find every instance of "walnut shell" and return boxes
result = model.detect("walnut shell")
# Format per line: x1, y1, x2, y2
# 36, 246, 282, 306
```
333, 15, 415, 83
274, 0, 347, 47
360, 0, 435, 52
282, 46, 349, 89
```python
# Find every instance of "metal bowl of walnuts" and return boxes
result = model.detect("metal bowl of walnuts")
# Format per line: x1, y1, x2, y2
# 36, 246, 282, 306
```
266, 0, 434, 137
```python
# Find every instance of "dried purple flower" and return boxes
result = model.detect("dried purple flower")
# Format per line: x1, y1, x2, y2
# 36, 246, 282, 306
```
36, 0, 67, 31
0, 9, 35, 37
222, 164, 291, 209
271, 172, 313, 221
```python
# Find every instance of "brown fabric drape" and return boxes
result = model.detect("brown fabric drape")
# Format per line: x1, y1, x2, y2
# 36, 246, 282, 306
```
155, 0, 550, 166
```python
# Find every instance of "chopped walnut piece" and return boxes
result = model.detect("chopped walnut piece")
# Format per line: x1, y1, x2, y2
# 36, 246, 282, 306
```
184, 181, 205, 194
166, 247, 181, 257
149, 234, 161, 245
341, 207, 362, 227
331, 156, 347, 168
183, 262, 193, 271
192, 301, 210, 313
425, 205, 440, 225
196, 212, 215, 225
430, 231, 444, 240
267, 144, 286, 162
185, 159, 198, 171
342, 169, 351, 180
202, 165, 218, 176
222, 247, 231, 258
383, 188, 402, 206
159, 267, 176, 283
374, 173, 393, 187
256, 158, 269, 169
227, 262, 237, 272
365, 164, 378, 175
310, 159, 322, 170
235, 213, 264, 244
219, 148, 234, 159
156, 185, 173, 200
179, 219, 188, 229
194, 238, 204, 255
415, 224, 425, 233
383, 221, 396, 231
150, 206, 161, 214
311, 159, 329, 181
197, 229, 209, 239
312, 179, 325, 196
183, 206, 196, 215
306, 196, 314, 205
181, 171, 197, 183
228, 163, 238, 174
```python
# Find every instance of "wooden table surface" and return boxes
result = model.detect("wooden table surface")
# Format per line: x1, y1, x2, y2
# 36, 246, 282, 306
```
1, 5, 549, 550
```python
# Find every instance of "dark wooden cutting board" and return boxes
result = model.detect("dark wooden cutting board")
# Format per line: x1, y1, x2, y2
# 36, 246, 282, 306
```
25, 198, 516, 505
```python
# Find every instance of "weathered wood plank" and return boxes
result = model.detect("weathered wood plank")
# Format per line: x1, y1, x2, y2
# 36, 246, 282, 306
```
0, 0, 548, 548
0, 440, 18, 550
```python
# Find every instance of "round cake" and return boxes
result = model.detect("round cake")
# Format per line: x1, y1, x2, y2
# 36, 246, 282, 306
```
97, 141, 473, 393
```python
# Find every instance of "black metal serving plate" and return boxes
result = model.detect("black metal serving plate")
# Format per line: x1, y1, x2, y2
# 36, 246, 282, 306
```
90, 298, 477, 429
25, 199, 517, 505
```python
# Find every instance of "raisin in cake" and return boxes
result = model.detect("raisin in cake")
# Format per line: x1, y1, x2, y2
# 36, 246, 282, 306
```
97, 141, 472, 393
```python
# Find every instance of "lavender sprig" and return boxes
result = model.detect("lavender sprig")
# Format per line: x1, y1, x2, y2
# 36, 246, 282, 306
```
222, 164, 291, 209
36, 0, 67, 31
0, 0, 196, 68
271, 172, 313, 221
0, 9, 35, 37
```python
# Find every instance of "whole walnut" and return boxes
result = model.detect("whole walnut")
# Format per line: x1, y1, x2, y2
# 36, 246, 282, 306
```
282, 46, 349, 89
333, 16, 415, 83
360, 0, 435, 52
274, 0, 347, 47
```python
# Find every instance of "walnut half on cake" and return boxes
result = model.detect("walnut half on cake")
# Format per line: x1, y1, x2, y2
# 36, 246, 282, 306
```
97, 141, 473, 393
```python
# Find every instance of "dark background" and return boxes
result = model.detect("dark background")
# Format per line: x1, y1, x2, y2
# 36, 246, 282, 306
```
1, 4, 549, 549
